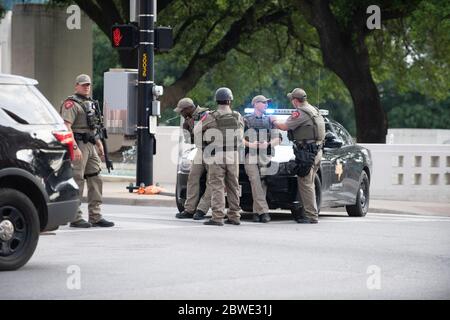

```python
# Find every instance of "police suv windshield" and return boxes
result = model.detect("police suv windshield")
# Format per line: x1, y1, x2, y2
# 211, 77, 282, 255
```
0, 84, 63, 125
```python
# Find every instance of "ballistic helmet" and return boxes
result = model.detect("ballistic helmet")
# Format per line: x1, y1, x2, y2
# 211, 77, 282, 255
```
215, 87, 234, 102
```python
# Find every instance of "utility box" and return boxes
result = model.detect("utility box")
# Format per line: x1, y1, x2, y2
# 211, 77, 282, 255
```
104, 69, 138, 137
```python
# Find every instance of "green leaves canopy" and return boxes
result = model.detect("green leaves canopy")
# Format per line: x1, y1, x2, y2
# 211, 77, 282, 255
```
52, 0, 450, 134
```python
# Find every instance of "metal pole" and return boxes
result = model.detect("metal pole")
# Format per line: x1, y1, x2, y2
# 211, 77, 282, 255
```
136, 0, 155, 186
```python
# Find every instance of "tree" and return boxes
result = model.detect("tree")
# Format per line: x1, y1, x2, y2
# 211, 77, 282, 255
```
50, 0, 449, 142
51, 0, 291, 108
0, 1, 5, 19
92, 26, 120, 103
292, 0, 425, 142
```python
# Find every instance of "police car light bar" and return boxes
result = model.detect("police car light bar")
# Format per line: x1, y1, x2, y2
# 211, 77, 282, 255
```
244, 108, 330, 116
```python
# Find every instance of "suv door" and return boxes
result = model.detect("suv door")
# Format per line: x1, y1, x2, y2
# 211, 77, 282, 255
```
327, 122, 356, 204
321, 121, 353, 205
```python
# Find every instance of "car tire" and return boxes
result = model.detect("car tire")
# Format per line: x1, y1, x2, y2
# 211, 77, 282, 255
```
291, 174, 322, 219
346, 171, 370, 217
0, 188, 40, 271
175, 183, 185, 213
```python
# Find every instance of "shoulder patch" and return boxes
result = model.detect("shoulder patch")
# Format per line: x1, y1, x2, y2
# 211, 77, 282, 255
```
200, 113, 208, 122
292, 111, 300, 119
64, 100, 75, 110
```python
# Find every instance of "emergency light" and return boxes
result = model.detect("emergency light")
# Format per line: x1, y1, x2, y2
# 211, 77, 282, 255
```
244, 108, 330, 116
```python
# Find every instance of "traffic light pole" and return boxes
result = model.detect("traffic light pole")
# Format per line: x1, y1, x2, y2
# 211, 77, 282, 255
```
136, 0, 155, 187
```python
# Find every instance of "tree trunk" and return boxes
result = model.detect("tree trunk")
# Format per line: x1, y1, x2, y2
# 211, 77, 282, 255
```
297, 0, 388, 143
339, 62, 387, 143
322, 34, 388, 143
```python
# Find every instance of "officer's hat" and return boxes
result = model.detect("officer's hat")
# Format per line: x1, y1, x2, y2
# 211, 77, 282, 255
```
252, 95, 272, 106
287, 88, 307, 101
76, 74, 92, 85
174, 98, 195, 113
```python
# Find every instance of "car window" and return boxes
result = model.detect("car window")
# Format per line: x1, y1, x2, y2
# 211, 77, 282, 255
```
332, 122, 353, 145
0, 84, 63, 125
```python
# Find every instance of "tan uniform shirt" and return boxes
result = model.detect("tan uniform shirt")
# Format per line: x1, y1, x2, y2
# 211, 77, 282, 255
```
285, 105, 313, 131
60, 97, 92, 134
194, 106, 244, 163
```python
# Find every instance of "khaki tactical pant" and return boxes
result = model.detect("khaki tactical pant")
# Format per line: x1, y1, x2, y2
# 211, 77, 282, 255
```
72, 141, 103, 223
207, 152, 241, 223
184, 151, 211, 214
297, 150, 322, 220
244, 154, 269, 214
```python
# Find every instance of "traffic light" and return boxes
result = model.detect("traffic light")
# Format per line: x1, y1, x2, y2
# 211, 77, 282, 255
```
111, 24, 139, 50
155, 27, 173, 52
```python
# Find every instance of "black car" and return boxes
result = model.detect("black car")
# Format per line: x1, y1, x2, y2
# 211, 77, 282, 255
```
175, 109, 372, 218
0, 74, 79, 271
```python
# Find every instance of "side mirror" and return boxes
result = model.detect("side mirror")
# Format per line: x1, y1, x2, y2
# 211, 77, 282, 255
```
324, 132, 343, 149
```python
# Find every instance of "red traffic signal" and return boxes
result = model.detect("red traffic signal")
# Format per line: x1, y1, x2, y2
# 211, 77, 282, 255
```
111, 24, 139, 50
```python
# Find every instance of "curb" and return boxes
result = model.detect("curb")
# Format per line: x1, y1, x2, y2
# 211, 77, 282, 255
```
82, 196, 177, 207
84, 197, 449, 216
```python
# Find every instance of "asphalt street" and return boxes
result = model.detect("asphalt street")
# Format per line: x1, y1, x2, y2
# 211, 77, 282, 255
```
1, 204, 449, 300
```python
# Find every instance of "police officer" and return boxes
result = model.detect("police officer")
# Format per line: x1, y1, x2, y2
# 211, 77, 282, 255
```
195, 88, 244, 226
174, 98, 211, 220
272, 88, 325, 224
244, 95, 281, 223
60, 74, 114, 228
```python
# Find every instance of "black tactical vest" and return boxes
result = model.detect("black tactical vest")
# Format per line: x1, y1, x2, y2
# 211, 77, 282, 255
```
208, 111, 242, 150
66, 95, 101, 131
244, 114, 272, 143
290, 104, 326, 143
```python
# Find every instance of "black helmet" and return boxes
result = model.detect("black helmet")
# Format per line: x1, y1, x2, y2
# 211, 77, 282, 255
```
215, 87, 233, 102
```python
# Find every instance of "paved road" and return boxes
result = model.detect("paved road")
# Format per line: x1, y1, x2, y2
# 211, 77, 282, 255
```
1, 205, 449, 300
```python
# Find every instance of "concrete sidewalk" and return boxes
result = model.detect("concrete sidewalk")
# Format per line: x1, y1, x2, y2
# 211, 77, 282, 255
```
83, 177, 450, 217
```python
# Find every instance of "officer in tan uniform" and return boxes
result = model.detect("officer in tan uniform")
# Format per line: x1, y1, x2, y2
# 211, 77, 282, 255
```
244, 95, 281, 223
60, 74, 114, 228
194, 88, 244, 226
174, 98, 211, 220
272, 88, 325, 224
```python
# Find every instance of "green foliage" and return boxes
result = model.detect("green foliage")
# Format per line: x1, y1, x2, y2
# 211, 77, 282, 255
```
370, 0, 450, 100
0, 0, 5, 19
381, 81, 450, 129
60, 0, 449, 132
92, 25, 120, 104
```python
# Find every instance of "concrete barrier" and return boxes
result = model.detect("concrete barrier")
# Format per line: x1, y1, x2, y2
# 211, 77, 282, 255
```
103, 126, 180, 185
106, 127, 450, 203
387, 129, 450, 144
361, 144, 450, 203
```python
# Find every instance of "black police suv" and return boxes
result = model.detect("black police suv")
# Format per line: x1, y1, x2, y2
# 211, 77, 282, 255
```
0, 74, 79, 271
175, 109, 372, 218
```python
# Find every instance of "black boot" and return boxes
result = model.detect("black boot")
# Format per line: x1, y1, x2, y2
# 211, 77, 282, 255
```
70, 219, 92, 228
261, 213, 271, 223
296, 218, 318, 224
176, 211, 194, 219
203, 219, 224, 226
225, 219, 241, 225
252, 214, 261, 223
193, 210, 207, 220
91, 218, 115, 228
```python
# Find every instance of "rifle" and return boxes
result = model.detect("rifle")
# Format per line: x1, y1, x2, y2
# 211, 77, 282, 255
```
94, 100, 114, 173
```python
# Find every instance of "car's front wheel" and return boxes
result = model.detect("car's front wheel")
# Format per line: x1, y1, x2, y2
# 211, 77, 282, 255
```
0, 188, 40, 271
346, 171, 370, 217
